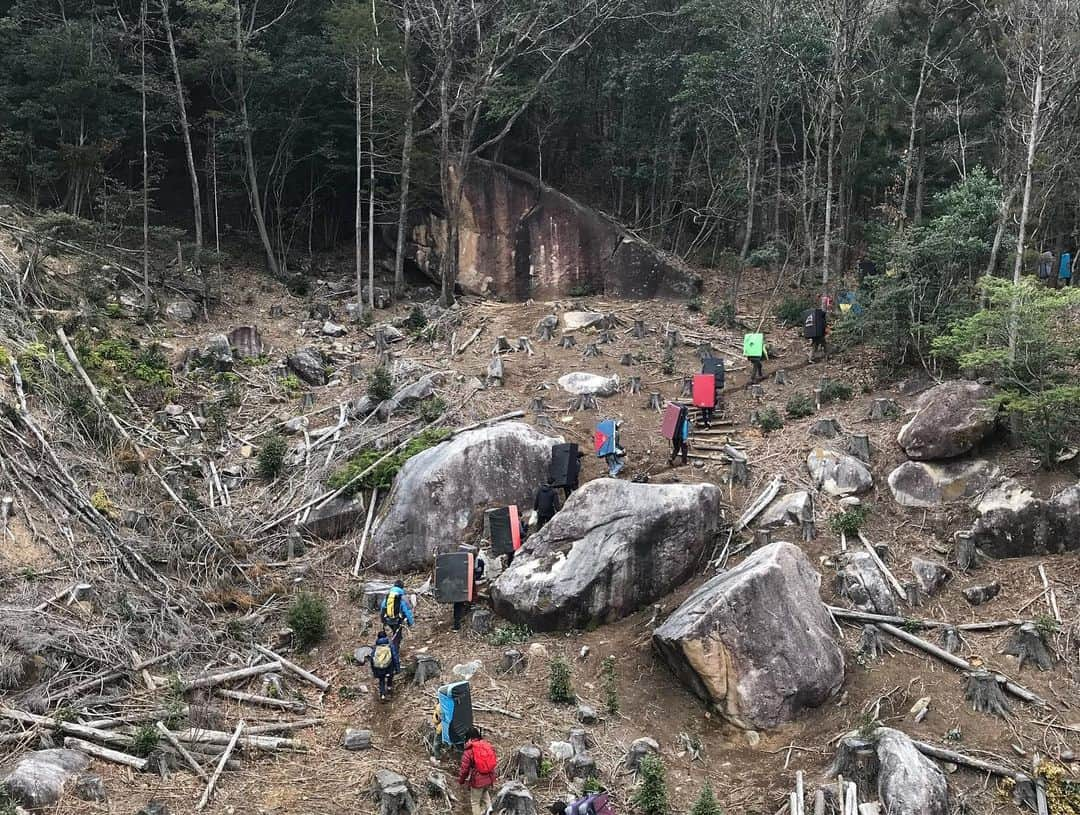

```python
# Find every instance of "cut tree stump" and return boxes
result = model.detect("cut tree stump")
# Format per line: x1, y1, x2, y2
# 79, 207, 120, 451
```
904, 581, 924, 608
598, 330, 615, 345
582, 343, 602, 359
773, 369, 789, 385
647, 392, 662, 411
802, 518, 816, 542
964, 670, 1012, 717
517, 337, 533, 355
828, 734, 879, 802
487, 356, 504, 387
343, 729, 373, 750
868, 398, 900, 420
572, 394, 598, 411
664, 328, 682, 350
1002, 622, 1054, 671
847, 434, 871, 462
471, 608, 493, 634
499, 650, 526, 675
536, 316, 558, 341
530, 397, 547, 414
858, 625, 885, 660
493, 336, 513, 353
632, 319, 647, 339
622, 737, 659, 772
955, 531, 977, 572
372, 769, 418, 815
560, 335, 576, 349
753, 529, 771, 548
679, 377, 693, 397
565, 752, 597, 780
620, 354, 634, 366
412, 654, 441, 686
697, 343, 714, 360
492, 781, 536, 815
628, 376, 641, 394
939, 626, 962, 654
511, 745, 542, 784
962, 582, 1000, 606
568, 728, 594, 756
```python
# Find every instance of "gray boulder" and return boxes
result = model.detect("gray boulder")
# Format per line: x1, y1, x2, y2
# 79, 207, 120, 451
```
653, 541, 843, 730
287, 347, 328, 386
370, 423, 560, 572
756, 491, 812, 530
887, 459, 999, 508
165, 300, 198, 322
300, 496, 365, 539
809, 418, 842, 439
1, 749, 90, 809
876, 728, 948, 815
837, 552, 898, 616
911, 558, 951, 596
491, 480, 722, 631
806, 448, 873, 497
557, 372, 619, 397
322, 320, 347, 337
896, 380, 997, 460
204, 334, 234, 371
375, 374, 441, 421
969, 480, 1080, 558
561, 311, 605, 331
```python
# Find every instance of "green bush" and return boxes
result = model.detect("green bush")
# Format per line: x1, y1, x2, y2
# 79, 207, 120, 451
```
689, 783, 724, 815
756, 407, 783, 434
405, 305, 428, 331
568, 280, 599, 297
418, 396, 447, 423
829, 506, 868, 537
632, 754, 669, 815
129, 724, 160, 757
486, 624, 532, 647
258, 433, 288, 480
661, 347, 675, 375
601, 655, 619, 715
775, 295, 812, 326
327, 427, 450, 496
287, 592, 329, 649
687, 297, 703, 313
819, 380, 853, 404
707, 302, 735, 328
548, 657, 575, 703
367, 366, 393, 401
785, 393, 815, 419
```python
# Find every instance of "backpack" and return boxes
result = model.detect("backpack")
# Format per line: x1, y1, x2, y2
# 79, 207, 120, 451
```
384, 592, 402, 623
470, 740, 497, 774
373, 643, 393, 670
570, 793, 612, 815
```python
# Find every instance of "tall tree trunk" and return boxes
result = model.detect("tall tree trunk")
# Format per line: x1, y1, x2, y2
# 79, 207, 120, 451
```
354, 58, 365, 320
772, 107, 782, 239
393, 7, 414, 298
368, 75, 375, 312
740, 106, 766, 260
210, 119, 221, 255
898, 27, 932, 235
140, 0, 151, 313
822, 84, 839, 292
913, 133, 926, 226
160, 0, 203, 256
1012, 61, 1043, 286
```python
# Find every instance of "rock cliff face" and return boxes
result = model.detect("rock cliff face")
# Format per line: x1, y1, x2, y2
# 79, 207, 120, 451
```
410, 160, 701, 301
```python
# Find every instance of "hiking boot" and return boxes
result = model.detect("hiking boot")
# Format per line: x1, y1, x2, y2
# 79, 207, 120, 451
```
380, 693, 387, 702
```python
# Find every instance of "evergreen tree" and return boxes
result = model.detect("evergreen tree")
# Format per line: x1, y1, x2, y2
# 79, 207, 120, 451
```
631, 754, 668, 815
689, 783, 723, 815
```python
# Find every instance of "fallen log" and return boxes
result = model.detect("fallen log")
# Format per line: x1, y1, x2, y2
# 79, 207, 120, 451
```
910, 739, 1017, 778
213, 689, 307, 713
253, 644, 329, 691
63, 737, 148, 771
1, 706, 132, 748
196, 720, 244, 811
734, 475, 782, 531
858, 532, 906, 599
185, 661, 282, 691
173, 727, 304, 752
156, 720, 208, 779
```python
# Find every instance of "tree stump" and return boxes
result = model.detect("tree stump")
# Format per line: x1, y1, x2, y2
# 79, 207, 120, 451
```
302, 392, 317, 409
750, 385, 765, 400
344, 728, 373, 750
753, 529, 771, 548
697, 342, 714, 360
661, 347, 675, 375
858, 625, 884, 660
680, 377, 693, 397
536, 413, 555, 431
412, 654, 441, 686
620, 353, 634, 366
572, 394, 598, 411
628, 376, 641, 394
1002, 622, 1054, 671
375, 327, 389, 353
269, 304, 284, 318
372, 769, 418, 815
847, 433, 871, 462
530, 397, 547, 415
801, 519, 816, 542
493, 781, 536, 815
903, 581, 924, 608
568, 728, 594, 756
228, 325, 263, 359
560, 334, 576, 349
622, 737, 659, 772
425, 771, 452, 806
494, 336, 513, 353
939, 625, 962, 654
487, 356, 504, 387
647, 392, 662, 411
828, 734, 879, 802
471, 608, 493, 634
598, 330, 615, 345
664, 327, 682, 350
868, 398, 900, 421
576, 704, 598, 725
632, 319, 647, 339
516, 337, 533, 355
731, 457, 748, 485
964, 669, 1011, 717
499, 650, 527, 675
962, 581, 1000, 606
954, 531, 977, 572
536, 316, 558, 340
377, 349, 394, 368
773, 369, 789, 386
511, 745, 543, 784
565, 752, 597, 780
582, 343, 602, 358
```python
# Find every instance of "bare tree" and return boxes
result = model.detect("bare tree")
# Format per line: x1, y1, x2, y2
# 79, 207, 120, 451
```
140, 0, 151, 313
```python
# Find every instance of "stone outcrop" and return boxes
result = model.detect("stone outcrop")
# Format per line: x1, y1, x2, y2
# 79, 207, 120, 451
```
756, 491, 812, 530
837, 552, 898, 616
370, 423, 559, 572
896, 380, 997, 460
409, 160, 701, 301
875, 728, 948, 815
806, 448, 873, 497
491, 480, 723, 631
557, 372, 620, 397
652, 541, 843, 729
887, 459, 998, 507
1, 749, 91, 809
969, 479, 1080, 558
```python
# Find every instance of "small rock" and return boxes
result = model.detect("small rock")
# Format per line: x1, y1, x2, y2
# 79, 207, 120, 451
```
745, 730, 760, 747
809, 418, 842, 438
576, 704, 598, 725
1, 749, 90, 809
912, 558, 951, 595
283, 416, 308, 435
287, 347, 328, 386
343, 729, 372, 750
240, 445, 254, 458
527, 643, 548, 660
165, 300, 198, 322
838, 496, 861, 508
962, 582, 1001, 606
309, 302, 333, 320
164, 404, 185, 417
353, 646, 373, 665
204, 334, 234, 371
73, 774, 107, 802
260, 673, 284, 698
322, 320, 347, 337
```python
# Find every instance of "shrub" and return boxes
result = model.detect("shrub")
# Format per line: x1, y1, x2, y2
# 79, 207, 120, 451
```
819, 380, 853, 404
707, 302, 735, 328
419, 396, 447, 423
689, 783, 723, 815
632, 754, 669, 815
601, 655, 619, 715
829, 506, 868, 537
327, 428, 450, 496
687, 297, 703, 313
756, 407, 783, 434
129, 724, 160, 757
367, 366, 393, 401
785, 393, 815, 419
548, 657, 575, 703
486, 624, 532, 647
405, 305, 428, 331
568, 280, 598, 297
90, 488, 114, 517
661, 348, 675, 375
281, 374, 303, 397
258, 433, 288, 480
775, 295, 812, 326
287, 592, 329, 649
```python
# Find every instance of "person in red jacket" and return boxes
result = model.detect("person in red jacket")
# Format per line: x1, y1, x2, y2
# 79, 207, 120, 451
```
458, 726, 498, 815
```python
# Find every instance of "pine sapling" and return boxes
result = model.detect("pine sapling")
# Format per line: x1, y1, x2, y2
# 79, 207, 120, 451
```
632, 753, 669, 815
601, 655, 619, 715
548, 657, 575, 703
689, 782, 723, 815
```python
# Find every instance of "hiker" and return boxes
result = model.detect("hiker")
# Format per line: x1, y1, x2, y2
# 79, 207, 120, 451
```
533, 480, 561, 530
668, 404, 690, 467
458, 726, 498, 815
452, 550, 485, 631
379, 580, 414, 649
427, 702, 443, 761
744, 333, 768, 384
1060, 251, 1073, 288
1038, 250, 1055, 285
596, 419, 625, 477
370, 629, 400, 702
551, 791, 615, 815
804, 307, 828, 363
563, 448, 583, 499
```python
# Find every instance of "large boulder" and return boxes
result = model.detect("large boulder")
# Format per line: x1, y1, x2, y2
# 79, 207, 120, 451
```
887, 460, 999, 508
896, 380, 997, 460
652, 541, 844, 729
561, 312, 606, 331
370, 423, 560, 572
756, 491, 812, 530
557, 372, 620, 397
491, 480, 723, 631
409, 159, 700, 301
875, 728, 948, 815
969, 480, 1080, 558
1, 749, 90, 809
837, 552, 898, 616
806, 448, 873, 497
287, 347, 328, 386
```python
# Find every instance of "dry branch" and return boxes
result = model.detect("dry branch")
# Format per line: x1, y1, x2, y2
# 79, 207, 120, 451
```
196, 720, 245, 811
254, 644, 329, 691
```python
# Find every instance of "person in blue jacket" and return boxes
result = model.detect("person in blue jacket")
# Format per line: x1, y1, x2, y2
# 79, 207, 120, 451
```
379, 580, 414, 648
1060, 251, 1073, 288
370, 629, 400, 701
668, 404, 690, 467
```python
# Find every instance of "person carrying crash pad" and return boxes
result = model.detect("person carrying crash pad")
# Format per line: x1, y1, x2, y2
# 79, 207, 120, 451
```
668, 403, 690, 467
458, 726, 498, 815
380, 580, 414, 649
533, 479, 561, 530
803, 306, 828, 363
370, 629, 400, 702
744, 332, 767, 383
